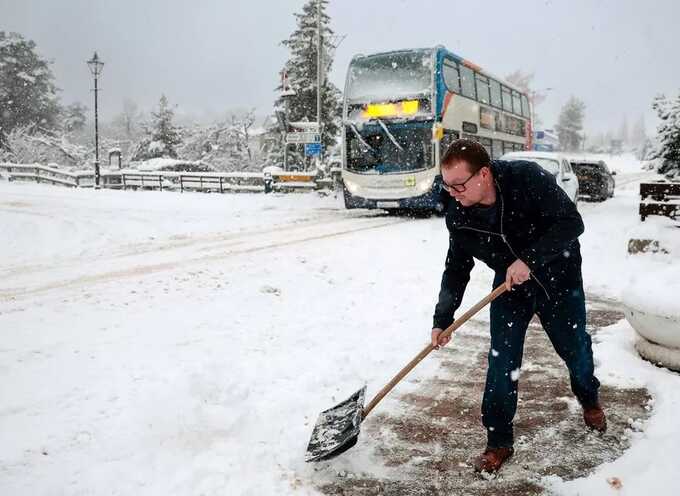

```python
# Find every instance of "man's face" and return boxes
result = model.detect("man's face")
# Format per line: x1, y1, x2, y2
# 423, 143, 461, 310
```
441, 159, 487, 207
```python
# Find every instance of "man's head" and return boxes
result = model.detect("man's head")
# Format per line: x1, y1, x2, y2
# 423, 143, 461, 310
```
440, 139, 495, 207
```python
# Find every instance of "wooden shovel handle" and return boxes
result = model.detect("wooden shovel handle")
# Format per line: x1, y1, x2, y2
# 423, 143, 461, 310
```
362, 284, 507, 419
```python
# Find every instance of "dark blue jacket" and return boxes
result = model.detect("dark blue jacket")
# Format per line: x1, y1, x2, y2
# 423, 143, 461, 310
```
433, 159, 584, 330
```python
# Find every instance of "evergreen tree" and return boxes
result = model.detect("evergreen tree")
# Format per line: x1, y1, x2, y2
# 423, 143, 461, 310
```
631, 114, 647, 148
133, 95, 182, 160
61, 102, 88, 133
652, 92, 680, 179
0, 31, 62, 146
112, 98, 143, 140
274, 0, 342, 167
555, 97, 586, 151
618, 115, 629, 146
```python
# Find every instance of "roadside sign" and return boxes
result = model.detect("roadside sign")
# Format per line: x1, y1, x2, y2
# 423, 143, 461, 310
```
305, 143, 323, 156
286, 132, 321, 144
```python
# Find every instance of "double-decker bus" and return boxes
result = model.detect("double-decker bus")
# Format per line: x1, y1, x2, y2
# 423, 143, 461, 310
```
341, 46, 533, 212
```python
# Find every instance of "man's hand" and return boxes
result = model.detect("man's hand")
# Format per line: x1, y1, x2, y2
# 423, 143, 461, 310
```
505, 259, 531, 291
431, 328, 451, 350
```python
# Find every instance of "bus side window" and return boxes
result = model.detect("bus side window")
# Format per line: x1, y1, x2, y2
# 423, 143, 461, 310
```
512, 91, 522, 116
459, 65, 476, 99
441, 130, 460, 156
492, 139, 503, 159
490, 79, 502, 108
443, 60, 460, 93
501, 86, 513, 112
521, 94, 530, 118
475, 74, 490, 105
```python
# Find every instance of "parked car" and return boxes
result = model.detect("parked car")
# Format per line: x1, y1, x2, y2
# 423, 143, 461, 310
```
500, 151, 580, 204
568, 158, 616, 201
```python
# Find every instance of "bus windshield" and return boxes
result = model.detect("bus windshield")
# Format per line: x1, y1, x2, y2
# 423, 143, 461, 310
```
346, 124, 431, 174
346, 50, 433, 103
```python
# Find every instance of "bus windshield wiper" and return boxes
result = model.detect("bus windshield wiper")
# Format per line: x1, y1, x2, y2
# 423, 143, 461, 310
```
347, 122, 376, 153
375, 119, 405, 152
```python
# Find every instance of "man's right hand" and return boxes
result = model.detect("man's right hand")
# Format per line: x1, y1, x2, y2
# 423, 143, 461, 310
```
431, 328, 451, 350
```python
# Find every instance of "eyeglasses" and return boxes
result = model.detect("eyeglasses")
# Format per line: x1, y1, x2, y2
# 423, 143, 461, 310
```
442, 170, 478, 193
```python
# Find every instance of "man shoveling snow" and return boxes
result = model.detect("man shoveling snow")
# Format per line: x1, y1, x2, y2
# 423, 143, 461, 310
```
432, 139, 606, 474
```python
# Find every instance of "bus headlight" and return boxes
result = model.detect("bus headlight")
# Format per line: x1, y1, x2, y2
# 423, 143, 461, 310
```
417, 178, 434, 193
344, 179, 359, 194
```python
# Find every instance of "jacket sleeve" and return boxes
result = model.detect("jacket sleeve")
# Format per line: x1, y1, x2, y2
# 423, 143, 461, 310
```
432, 234, 474, 330
517, 162, 585, 272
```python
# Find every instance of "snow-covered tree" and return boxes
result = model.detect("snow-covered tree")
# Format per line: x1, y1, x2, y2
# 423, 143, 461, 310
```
618, 115, 629, 146
61, 102, 88, 133
631, 114, 647, 149
652, 92, 680, 179
0, 31, 61, 146
112, 98, 143, 140
505, 70, 546, 127
132, 95, 182, 160
274, 0, 342, 167
0, 125, 87, 166
178, 110, 257, 171
555, 96, 586, 151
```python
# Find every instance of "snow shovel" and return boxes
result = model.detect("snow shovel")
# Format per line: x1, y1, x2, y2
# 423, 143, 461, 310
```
305, 284, 508, 462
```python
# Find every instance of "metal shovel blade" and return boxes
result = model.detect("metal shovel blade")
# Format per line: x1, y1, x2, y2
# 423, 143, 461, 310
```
305, 386, 366, 462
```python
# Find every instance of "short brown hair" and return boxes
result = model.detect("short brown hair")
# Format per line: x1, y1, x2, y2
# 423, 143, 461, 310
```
441, 138, 491, 172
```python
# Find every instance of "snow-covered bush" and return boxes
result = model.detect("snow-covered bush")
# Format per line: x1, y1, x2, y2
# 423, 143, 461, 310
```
652, 92, 680, 180
0, 125, 87, 166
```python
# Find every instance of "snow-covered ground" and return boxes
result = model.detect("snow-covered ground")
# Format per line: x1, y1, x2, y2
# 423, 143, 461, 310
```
1, 155, 679, 495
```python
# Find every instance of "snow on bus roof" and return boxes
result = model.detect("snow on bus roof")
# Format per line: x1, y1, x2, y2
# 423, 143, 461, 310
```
350, 46, 526, 95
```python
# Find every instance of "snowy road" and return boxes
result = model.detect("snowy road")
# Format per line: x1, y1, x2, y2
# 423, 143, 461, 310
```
1, 159, 679, 495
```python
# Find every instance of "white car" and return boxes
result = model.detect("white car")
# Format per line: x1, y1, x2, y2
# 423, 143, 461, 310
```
500, 151, 580, 205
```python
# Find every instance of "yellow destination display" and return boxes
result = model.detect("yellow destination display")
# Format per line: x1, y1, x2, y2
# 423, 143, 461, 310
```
363, 100, 420, 119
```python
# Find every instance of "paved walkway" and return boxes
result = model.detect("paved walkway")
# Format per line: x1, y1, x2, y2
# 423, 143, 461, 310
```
314, 297, 651, 495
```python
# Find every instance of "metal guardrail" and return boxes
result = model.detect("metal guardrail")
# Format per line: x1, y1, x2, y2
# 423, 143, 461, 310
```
640, 181, 680, 221
0, 163, 340, 194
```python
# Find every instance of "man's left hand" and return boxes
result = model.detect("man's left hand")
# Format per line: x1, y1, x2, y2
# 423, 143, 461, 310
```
505, 259, 531, 291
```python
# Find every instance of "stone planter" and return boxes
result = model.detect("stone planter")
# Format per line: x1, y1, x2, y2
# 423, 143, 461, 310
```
623, 216, 680, 372
623, 298, 680, 372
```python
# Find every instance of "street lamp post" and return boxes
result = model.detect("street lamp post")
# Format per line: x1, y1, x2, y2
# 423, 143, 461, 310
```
87, 52, 104, 188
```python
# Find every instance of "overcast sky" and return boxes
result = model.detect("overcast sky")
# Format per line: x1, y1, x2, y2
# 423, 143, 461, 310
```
2, 0, 678, 135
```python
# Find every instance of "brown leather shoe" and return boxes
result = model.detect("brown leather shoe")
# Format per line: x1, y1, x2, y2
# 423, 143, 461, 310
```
472, 446, 514, 473
583, 403, 607, 432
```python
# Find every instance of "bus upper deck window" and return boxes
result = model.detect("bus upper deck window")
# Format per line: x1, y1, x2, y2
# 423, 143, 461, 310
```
502, 86, 512, 112
490, 80, 502, 108
459, 65, 476, 99
443, 61, 460, 93
476, 74, 490, 105
521, 95, 530, 118
512, 91, 522, 115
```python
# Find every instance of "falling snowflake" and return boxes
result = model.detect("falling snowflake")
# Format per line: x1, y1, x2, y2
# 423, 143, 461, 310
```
510, 368, 520, 381
491, 349, 499, 357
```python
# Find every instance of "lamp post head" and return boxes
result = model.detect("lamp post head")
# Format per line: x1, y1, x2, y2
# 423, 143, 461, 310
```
87, 52, 104, 77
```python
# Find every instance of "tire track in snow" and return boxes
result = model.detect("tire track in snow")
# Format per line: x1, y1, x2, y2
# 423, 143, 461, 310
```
0, 215, 410, 303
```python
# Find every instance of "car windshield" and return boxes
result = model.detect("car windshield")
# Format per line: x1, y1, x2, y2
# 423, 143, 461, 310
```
346, 50, 433, 103
524, 158, 560, 175
573, 162, 604, 173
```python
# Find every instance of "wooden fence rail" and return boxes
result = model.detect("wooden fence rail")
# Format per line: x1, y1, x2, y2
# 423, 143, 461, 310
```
0, 163, 339, 194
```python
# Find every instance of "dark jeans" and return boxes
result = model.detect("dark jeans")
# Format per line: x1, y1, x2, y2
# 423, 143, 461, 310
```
483, 274, 600, 448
